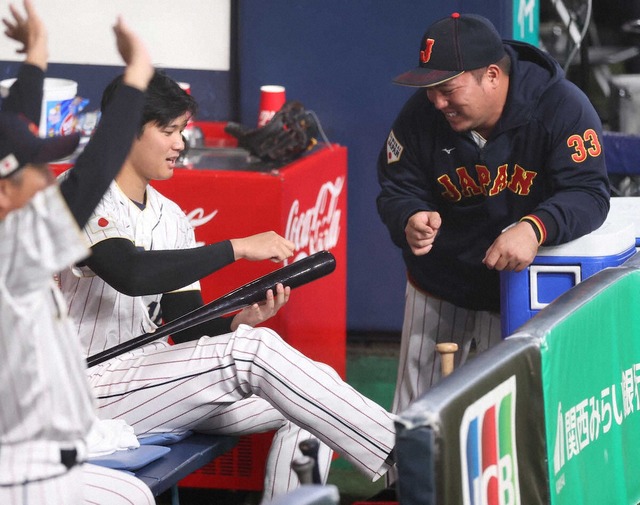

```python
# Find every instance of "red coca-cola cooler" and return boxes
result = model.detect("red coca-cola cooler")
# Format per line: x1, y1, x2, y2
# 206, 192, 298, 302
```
151, 123, 348, 491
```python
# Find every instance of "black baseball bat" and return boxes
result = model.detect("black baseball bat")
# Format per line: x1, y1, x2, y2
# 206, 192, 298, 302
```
86, 250, 336, 368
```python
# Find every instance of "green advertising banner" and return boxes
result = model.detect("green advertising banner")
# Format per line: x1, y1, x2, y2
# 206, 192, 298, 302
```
541, 271, 640, 504
512, 0, 539, 45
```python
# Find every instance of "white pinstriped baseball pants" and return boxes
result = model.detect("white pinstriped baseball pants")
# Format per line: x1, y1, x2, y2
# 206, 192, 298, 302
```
392, 281, 503, 414
0, 464, 154, 505
386, 281, 502, 486
88, 324, 395, 502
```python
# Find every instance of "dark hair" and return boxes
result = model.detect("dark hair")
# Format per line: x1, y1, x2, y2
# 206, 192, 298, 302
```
469, 54, 512, 84
101, 70, 198, 136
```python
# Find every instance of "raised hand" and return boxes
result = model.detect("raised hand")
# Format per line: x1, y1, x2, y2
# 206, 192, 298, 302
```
113, 16, 154, 91
3, 0, 47, 69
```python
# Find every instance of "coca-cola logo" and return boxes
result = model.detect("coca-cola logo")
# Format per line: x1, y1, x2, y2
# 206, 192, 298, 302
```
186, 208, 218, 246
285, 176, 344, 263
182, 176, 344, 260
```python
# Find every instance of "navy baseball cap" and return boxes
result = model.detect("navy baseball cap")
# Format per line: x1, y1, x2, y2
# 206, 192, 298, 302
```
393, 12, 507, 87
0, 112, 80, 178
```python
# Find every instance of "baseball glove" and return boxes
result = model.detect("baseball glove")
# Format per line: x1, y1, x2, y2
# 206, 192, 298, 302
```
224, 101, 320, 165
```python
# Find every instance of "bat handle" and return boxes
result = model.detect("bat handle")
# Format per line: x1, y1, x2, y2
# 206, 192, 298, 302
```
291, 455, 314, 485
436, 342, 458, 378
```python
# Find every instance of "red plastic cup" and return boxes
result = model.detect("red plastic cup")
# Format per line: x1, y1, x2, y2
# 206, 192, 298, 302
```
178, 82, 191, 95
257, 85, 286, 127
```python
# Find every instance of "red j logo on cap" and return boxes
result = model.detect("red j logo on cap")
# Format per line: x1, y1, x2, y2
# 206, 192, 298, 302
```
420, 39, 435, 64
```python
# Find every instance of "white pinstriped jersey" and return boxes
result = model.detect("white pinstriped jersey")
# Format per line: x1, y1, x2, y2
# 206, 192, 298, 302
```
0, 185, 95, 484
60, 181, 199, 358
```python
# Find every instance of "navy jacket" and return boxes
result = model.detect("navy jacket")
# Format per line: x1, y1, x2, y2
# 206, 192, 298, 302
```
377, 41, 610, 311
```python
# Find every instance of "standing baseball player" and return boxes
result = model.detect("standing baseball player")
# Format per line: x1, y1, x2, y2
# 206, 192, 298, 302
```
0, 2, 155, 504
58, 71, 396, 501
377, 13, 610, 413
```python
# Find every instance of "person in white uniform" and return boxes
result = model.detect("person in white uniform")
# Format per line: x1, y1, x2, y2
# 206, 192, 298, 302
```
59, 71, 397, 501
0, 2, 155, 503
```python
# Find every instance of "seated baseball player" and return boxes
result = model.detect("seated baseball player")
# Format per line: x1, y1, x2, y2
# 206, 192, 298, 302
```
0, 1, 156, 504
58, 70, 396, 501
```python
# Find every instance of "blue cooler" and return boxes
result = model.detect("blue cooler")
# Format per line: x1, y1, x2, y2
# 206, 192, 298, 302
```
500, 215, 636, 337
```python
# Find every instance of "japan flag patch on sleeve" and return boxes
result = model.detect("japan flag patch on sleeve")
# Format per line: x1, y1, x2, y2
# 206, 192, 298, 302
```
87, 214, 116, 236
386, 130, 403, 164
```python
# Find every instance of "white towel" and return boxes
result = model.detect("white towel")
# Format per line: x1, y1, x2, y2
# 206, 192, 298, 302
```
86, 419, 140, 458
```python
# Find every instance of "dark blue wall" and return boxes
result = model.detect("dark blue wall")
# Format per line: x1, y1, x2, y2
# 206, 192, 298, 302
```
236, 1, 513, 332
0, 63, 232, 121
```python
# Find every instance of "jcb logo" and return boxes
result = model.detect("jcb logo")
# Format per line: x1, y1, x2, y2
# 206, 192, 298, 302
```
460, 376, 521, 505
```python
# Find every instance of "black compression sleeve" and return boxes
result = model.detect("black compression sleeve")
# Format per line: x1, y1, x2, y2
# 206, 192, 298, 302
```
1, 64, 43, 123
59, 85, 144, 228
160, 290, 233, 344
83, 237, 235, 296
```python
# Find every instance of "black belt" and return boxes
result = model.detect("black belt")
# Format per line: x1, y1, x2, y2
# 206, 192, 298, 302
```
60, 448, 78, 469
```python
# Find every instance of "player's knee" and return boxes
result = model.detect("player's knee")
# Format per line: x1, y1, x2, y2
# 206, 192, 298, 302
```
233, 324, 285, 356
237, 323, 279, 337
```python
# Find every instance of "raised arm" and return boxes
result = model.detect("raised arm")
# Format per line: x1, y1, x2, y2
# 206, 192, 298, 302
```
59, 17, 154, 228
1, 0, 47, 122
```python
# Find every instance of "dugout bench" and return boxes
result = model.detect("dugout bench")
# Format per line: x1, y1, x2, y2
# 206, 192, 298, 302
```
134, 434, 238, 500
89, 432, 238, 505
89, 432, 340, 505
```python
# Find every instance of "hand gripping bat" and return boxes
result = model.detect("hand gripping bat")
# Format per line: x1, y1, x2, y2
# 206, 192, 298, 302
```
86, 250, 336, 368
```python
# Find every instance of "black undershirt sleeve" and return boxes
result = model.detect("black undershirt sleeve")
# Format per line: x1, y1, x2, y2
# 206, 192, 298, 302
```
1, 64, 43, 123
83, 237, 235, 296
160, 290, 233, 344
